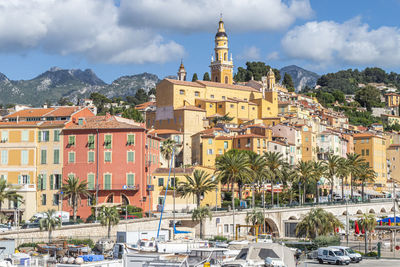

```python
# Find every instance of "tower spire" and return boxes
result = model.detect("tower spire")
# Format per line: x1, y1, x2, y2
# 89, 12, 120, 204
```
177, 60, 187, 81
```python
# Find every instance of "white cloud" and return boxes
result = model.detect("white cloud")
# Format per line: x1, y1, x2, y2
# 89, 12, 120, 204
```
119, 0, 313, 32
0, 0, 184, 64
281, 18, 400, 67
267, 51, 280, 60
237, 46, 261, 60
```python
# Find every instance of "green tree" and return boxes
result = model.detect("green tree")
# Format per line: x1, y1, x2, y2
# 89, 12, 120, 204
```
61, 176, 90, 222
134, 88, 149, 104
160, 139, 177, 169
336, 158, 350, 200
211, 113, 233, 126
312, 161, 326, 203
282, 73, 295, 92
355, 85, 382, 111
0, 179, 22, 212
178, 170, 217, 208
332, 90, 345, 103
346, 153, 365, 199
233, 62, 280, 83
192, 206, 212, 239
323, 154, 341, 202
296, 208, 343, 239
203, 72, 211, 81
58, 97, 73, 106
358, 164, 376, 202
295, 161, 313, 204
264, 152, 286, 206
358, 214, 377, 254
121, 107, 144, 122
98, 206, 120, 238
90, 93, 111, 114
192, 73, 198, 82
39, 209, 61, 242
247, 152, 268, 208
215, 150, 251, 237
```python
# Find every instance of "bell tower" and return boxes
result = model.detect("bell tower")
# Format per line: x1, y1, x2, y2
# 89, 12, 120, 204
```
210, 15, 233, 84
177, 60, 187, 81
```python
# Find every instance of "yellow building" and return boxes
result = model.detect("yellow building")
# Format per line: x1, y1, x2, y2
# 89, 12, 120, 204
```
353, 133, 388, 188
385, 93, 400, 107
150, 166, 221, 212
381, 114, 400, 126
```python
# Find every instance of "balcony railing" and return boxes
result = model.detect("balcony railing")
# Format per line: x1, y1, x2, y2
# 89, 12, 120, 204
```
87, 184, 140, 191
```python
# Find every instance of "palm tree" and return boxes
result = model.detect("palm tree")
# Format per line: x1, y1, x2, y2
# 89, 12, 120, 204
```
296, 208, 343, 239
358, 214, 377, 254
323, 154, 341, 202
0, 179, 22, 212
245, 209, 264, 234
98, 206, 120, 239
264, 152, 286, 206
178, 170, 217, 208
39, 209, 61, 242
192, 206, 212, 239
358, 164, 376, 202
211, 113, 234, 126
61, 176, 90, 221
295, 161, 313, 204
346, 153, 365, 200
312, 161, 326, 204
336, 158, 350, 200
161, 139, 177, 169
215, 150, 250, 237
247, 152, 268, 208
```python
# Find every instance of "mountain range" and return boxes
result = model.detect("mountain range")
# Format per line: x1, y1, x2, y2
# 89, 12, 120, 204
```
0, 65, 318, 106
279, 65, 320, 92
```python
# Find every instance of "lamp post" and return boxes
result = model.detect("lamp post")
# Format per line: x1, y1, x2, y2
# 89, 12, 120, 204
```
346, 199, 349, 246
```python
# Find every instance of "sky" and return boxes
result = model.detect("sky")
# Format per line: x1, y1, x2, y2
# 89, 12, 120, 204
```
1, 0, 400, 83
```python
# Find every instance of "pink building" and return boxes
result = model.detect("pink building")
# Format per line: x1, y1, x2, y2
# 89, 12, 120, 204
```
62, 115, 160, 219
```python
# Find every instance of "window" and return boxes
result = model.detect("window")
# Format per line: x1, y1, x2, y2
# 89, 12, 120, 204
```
68, 152, 75, 163
40, 150, 47, 164
274, 145, 277, 150
252, 107, 255, 110
54, 130, 60, 142
21, 150, 28, 165
68, 135, 76, 146
104, 134, 112, 149
224, 224, 229, 233
1, 130, 8, 142
41, 194, 46, 206
54, 174, 62, 190
230, 104, 234, 108
263, 140, 266, 148
38, 174, 46, 190
127, 174, 135, 187
88, 174, 95, 190
361, 149, 365, 156
53, 149, 60, 164
208, 138, 213, 145
105, 151, 112, 162
88, 135, 95, 149
179, 89, 185, 95
210, 94, 215, 99
158, 178, 164, 186
305, 137, 309, 142
21, 130, 29, 142
0, 174, 7, 183
224, 141, 228, 149
207, 149, 213, 155
39, 131, 50, 142
195, 91, 200, 97
218, 104, 222, 108
127, 151, 135, 163
88, 151, 95, 163
241, 106, 245, 110
88, 195, 94, 206
366, 149, 369, 156
218, 149, 223, 154
127, 134, 135, 145
209, 104, 213, 108
1, 150, 7, 165
53, 194, 60, 206
104, 174, 111, 190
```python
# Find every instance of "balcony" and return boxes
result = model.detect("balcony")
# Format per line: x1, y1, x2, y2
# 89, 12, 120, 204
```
88, 184, 140, 191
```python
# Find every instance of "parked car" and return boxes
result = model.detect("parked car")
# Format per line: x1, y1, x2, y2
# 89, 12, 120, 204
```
0, 224, 11, 232
317, 247, 350, 265
21, 223, 40, 229
329, 246, 362, 263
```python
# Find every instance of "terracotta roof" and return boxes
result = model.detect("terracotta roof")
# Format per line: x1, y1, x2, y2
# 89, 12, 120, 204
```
235, 134, 268, 138
198, 128, 223, 134
0, 121, 40, 127
150, 129, 182, 135
243, 124, 266, 129
65, 115, 146, 130
215, 136, 233, 140
164, 78, 204, 88
135, 101, 155, 110
39, 121, 68, 128
5, 108, 55, 118
196, 80, 259, 92
269, 140, 290, 146
353, 133, 384, 139
389, 144, 400, 148
44, 106, 81, 117
175, 105, 205, 112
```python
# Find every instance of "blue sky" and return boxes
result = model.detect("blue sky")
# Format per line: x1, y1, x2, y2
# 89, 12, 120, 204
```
1, 0, 400, 83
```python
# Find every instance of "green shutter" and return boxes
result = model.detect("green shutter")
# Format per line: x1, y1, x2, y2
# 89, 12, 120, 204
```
18, 175, 21, 184
69, 136, 75, 145
41, 150, 47, 164
38, 175, 42, 190
105, 152, 111, 162
54, 149, 59, 164
45, 131, 49, 141
88, 151, 94, 163
27, 175, 30, 184
58, 175, 62, 189
88, 135, 95, 149
42, 174, 46, 190
54, 130, 60, 141
50, 175, 54, 190
127, 151, 134, 162
127, 174, 134, 187
69, 152, 75, 163
88, 174, 94, 190
105, 135, 112, 149
104, 174, 111, 190
38, 131, 42, 142
128, 134, 135, 145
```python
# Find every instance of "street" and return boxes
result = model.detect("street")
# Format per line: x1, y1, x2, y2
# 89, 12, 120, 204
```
300, 259, 400, 267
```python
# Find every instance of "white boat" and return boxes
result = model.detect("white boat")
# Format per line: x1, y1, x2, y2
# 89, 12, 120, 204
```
157, 239, 209, 254
186, 248, 233, 267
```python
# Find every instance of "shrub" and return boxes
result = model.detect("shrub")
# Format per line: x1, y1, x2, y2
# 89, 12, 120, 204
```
209, 235, 228, 242
127, 212, 143, 218
86, 215, 95, 223
18, 242, 40, 250
68, 238, 95, 249
223, 192, 232, 201
75, 218, 84, 224
313, 235, 340, 248
365, 251, 378, 257
127, 205, 142, 213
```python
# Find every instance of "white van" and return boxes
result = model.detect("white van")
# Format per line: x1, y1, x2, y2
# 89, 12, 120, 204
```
329, 246, 362, 263
317, 247, 350, 265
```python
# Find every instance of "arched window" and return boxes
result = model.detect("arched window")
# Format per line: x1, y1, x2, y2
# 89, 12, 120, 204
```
106, 194, 114, 203
225, 76, 229, 84
121, 194, 129, 205
224, 52, 227, 61
215, 76, 218, 82
215, 52, 218, 61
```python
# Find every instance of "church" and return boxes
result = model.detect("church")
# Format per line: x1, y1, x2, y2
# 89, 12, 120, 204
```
146, 17, 283, 165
